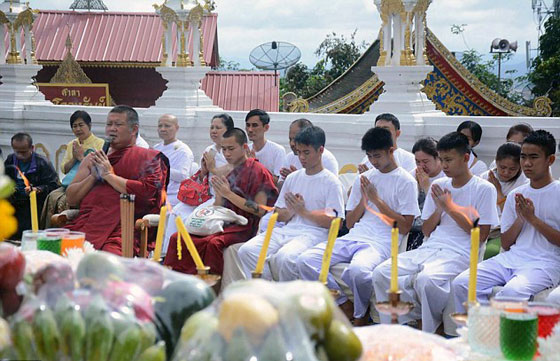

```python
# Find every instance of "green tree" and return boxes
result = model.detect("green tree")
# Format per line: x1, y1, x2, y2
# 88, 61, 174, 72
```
280, 30, 367, 101
528, 15, 560, 116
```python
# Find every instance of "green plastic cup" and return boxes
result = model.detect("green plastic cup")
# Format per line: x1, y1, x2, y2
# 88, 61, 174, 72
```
500, 311, 538, 360
36, 235, 62, 255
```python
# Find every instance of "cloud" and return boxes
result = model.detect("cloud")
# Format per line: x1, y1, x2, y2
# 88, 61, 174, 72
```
28, 0, 540, 73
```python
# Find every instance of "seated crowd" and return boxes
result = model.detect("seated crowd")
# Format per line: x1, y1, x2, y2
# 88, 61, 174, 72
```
3, 105, 560, 334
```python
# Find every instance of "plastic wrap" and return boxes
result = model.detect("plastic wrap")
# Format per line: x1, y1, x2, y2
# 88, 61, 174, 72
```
172, 279, 362, 361
3, 251, 215, 361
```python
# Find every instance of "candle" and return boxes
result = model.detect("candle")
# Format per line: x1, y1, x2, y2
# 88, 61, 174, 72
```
177, 231, 182, 260
254, 212, 278, 275
389, 221, 399, 293
468, 219, 480, 304
152, 206, 167, 262
30, 190, 38, 232
175, 217, 204, 269
319, 217, 341, 284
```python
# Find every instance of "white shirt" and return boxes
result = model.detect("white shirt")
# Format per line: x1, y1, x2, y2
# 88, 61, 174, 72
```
361, 147, 416, 172
282, 148, 339, 180
468, 151, 488, 176
136, 135, 149, 149
480, 169, 528, 219
154, 140, 194, 205
250, 140, 286, 176
421, 176, 499, 258
346, 167, 420, 242
498, 181, 560, 282
276, 169, 345, 235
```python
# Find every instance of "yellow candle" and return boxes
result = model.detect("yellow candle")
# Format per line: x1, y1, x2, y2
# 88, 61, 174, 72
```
175, 217, 204, 269
177, 231, 182, 260
468, 224, 480, 304
254, 212, 278, 275
29, 190, 38, 232
389, 222, 399, 293
152, 206, 167, 262
319, 217, 341, 284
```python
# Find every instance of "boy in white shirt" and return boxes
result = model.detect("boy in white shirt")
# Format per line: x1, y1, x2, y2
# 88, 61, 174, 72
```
358, 113, 416, 173
238, 126, 345, 281
245, 109, 286, 182
372, 131, 498, 333
453, 130, 560, 311
297, 127, 420, 325
153, 114, 194, 206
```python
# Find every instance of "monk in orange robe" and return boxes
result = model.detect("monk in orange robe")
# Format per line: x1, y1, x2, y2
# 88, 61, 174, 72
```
164, 128, 277, 274
65, 106, 169, 255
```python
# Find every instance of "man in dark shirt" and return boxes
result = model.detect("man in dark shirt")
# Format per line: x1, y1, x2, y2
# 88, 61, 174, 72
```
4, 133, 59, 238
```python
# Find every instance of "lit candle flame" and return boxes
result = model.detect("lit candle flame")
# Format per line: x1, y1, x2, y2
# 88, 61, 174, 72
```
258, 204, 275, 212
363, 200, 395, 226
445, 200, 479, 227
15, 166, 31, 189
161, 189, 172, 212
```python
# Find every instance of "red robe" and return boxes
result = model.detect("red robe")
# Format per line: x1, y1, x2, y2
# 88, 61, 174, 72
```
164, 158, 277, 274
66, 146, 168, 255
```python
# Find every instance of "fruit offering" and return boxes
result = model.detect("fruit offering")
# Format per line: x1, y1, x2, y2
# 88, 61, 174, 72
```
0, 243, 25, 317
171, 280, 362, 361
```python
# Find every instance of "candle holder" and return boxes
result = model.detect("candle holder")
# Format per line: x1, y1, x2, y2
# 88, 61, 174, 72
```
450, 301, 477, 327
196, 266, 221, 287
251, 271, 263, 279
375, 290, 413, 324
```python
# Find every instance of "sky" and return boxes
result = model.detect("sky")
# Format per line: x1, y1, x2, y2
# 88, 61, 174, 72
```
27, 0, 547, 76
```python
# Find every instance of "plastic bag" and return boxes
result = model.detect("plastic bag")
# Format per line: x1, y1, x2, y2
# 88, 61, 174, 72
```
4, 251, 215, 361
172, 279, 362, 361
185, 205, 248, 236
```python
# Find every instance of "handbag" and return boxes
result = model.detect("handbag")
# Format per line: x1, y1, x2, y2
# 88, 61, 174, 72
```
177, 171, 211, 206
185, 205, 248, 236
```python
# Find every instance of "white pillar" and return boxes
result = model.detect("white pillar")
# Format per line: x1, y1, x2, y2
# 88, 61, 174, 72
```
0, 64, 47, 110
391, 13, 401, 65
383, 22, 391, 65
0, 24, 5, 65
415, 13, 425, 65
24, 25, 32, 65
165, 24, 173, 66
191, 22, 201, 67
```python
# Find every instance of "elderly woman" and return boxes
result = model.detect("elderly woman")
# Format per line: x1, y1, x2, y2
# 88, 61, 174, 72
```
40, 110, 104, 228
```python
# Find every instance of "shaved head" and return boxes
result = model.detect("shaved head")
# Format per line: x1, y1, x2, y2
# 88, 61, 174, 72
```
159, 114, 178, 125
158, 114, 180, 144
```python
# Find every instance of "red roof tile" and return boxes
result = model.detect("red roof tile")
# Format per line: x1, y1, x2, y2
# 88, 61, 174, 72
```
201, 71, 279, 112
3, 10, 218, 66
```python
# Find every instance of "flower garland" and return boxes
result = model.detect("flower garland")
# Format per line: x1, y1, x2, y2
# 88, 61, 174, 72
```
0, 161, 16, 241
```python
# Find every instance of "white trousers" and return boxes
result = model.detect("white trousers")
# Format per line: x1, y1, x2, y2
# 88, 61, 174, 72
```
546, 286, 560, 306
297, 236, 389, 318
238, 227, 325, 281
452, 256, 556, 313
372, 247, 469, 333
162, 197, 214, 256
258, 212, 286, 233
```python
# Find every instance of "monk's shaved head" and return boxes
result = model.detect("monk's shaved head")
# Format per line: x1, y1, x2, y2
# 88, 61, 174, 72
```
159, 114, 178, 125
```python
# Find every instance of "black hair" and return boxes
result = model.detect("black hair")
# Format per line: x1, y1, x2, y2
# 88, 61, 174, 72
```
245, 109, 270, 125
457, 120, 483, 143
361, 127, 393, 152
70, 110, 92, 129
523, 130, 557, 157
291, 118, 313, 130
496, 142, 522, 162
109, 105, 139, 129
506, 123, 533, 141
11, 132, 33, 147
294, 125, 326, 150
374, 113, 400, 130
437, 132, 471, 155
412, 137, 438, 158
223, 127, 248, 145
212, 113, 234, 131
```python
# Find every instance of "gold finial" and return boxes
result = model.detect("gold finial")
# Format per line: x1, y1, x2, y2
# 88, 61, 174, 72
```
9, 0, 13, 13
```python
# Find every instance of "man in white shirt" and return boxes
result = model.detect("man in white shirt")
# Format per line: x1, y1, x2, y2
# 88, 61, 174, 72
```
245, 109, 286, 182
297, 127, 420, 325
153, 114, 195, 206
372, 131, 499, 333
453, 130, 560, 311
238, 126, 345, 281
358, 113, 416, 173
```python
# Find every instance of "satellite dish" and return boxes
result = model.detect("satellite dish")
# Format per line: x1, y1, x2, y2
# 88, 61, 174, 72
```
249, 41, 301, 85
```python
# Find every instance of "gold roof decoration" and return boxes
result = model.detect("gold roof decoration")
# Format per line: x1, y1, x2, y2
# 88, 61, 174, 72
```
50, 34, 92, 84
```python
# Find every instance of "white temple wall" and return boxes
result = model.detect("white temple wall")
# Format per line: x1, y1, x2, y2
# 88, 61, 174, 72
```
1, 104, 560, 178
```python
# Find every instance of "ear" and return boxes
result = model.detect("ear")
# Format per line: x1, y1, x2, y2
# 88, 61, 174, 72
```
388, 146, 395, 155
548, 154, 556, 166
264, 124, 270, 132
464, 152, 470, 163
243, 143, 249, 151
395, 129, 401, 138
318, 145, 324, 154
